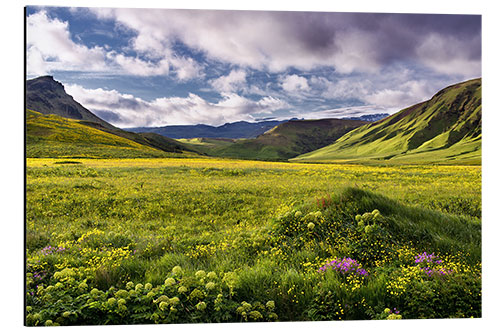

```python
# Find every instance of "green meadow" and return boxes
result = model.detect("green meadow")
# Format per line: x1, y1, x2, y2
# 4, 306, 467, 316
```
26, 158, 481, 325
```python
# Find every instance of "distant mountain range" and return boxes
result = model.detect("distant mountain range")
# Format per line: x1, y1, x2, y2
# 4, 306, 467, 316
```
344, 113, 390, 122
293, 78, 481, 164
126, 120, 289, 139
126, 114, 388, 140
25, 75, 481, 164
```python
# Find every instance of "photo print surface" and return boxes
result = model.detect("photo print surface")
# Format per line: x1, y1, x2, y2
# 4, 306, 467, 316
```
25, 6, 481, 326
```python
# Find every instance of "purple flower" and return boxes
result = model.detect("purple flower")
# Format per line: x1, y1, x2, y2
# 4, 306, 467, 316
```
40, 245, 66, 256
415, 252, 441, 264
415, 252, 452, 276
318, 257, 368, 277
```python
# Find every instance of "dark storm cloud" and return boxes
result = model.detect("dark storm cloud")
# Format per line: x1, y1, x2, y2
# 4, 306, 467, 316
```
370, 13, 481, 62
279, 11, 481, 67
289, 12, 339, 55
89, 8, 481, 75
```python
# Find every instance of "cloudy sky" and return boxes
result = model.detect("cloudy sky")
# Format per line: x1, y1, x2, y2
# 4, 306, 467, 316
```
26, 6, 481, 128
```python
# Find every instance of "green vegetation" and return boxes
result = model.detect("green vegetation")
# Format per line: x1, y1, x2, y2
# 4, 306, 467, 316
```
178, 137, 236, 155
26, 76, 115, 129
26, 158, 481, 325
190, 119, 366, 161
26, 110, 195, 159
293, 79, 481, 164
25, 76, 482, 325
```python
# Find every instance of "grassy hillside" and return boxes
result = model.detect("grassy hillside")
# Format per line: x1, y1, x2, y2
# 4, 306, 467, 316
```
177, 137, 236, 155
26, 110, 193, 158
80, 121, 191, 154
199, 118, 367, 161
27, 76, 192, 154
293, 79, 481, 165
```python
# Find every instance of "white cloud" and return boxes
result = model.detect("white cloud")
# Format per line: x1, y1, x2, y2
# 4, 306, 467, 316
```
363, 80, 435, 108
64, 83, 288, 127
309, 72, 443, 111
310, 76, 371, 100
416, 33, 482, 77
27, 11, 107, 75
295, 105, 398, 120
256, 96, 289, 113
281, 74, 310, 93
26, 10, 203, 80
170, 56, 204, 81
210, 69, 247, 93
88, 9, 387, 73
109, 52, 170, 76
88, 9, 481, 77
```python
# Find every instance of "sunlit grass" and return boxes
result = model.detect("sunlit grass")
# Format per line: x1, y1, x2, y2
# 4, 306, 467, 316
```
25, 157, 481, 325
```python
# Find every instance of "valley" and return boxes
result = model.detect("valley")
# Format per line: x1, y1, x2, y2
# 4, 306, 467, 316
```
25, 76, 482, 324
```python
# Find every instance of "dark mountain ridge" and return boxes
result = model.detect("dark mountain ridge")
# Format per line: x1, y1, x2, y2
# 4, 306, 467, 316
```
26, 76, 192, 154
194, 118, 368, 161
26, 76, 114, 129
126, 120, 289, 139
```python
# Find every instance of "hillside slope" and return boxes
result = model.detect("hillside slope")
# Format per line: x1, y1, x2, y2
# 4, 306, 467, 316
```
293, 78, 481, 165
202, 118, 368, 161
26, 76, 193, 155
26, 76, 113, 129
26, 110, 192, 158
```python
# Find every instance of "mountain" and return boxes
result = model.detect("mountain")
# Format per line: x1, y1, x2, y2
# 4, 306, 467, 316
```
292, 78, 481, 165
26, 110, 193, 158
344, 113, 390, 122
26, 76, 114, 129
126, 120, 288, 139
190, 118, 368, 161
26, 76, 193, 155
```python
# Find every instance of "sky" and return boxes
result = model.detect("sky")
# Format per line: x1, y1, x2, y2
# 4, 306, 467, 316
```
25, 6, 482, 128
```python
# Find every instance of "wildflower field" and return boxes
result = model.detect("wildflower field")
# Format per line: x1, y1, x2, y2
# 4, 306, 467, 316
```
25, 157, 481, 325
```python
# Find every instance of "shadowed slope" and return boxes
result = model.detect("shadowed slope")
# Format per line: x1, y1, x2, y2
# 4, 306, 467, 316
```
293, 79, 481, 165
26, 76, 194, 155
26, 110, 192, 158
200, 118, 368, 161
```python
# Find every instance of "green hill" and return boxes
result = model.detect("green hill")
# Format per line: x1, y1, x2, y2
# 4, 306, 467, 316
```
26, 110, 192, 158
26, 76, 196, 156
293, 78, 481, 165
177, 137, 236, 154
79, 121, 190, 154
198, 118, 367, 161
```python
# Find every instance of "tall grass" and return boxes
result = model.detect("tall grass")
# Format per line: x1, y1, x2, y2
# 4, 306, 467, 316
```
25, 158, 481, 324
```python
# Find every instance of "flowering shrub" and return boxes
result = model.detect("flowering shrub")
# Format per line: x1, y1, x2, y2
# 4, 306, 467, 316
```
318, 257, 367, 277
25, 265, 279, 326
355, 209, 382, 231
376, 308, 402, 320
